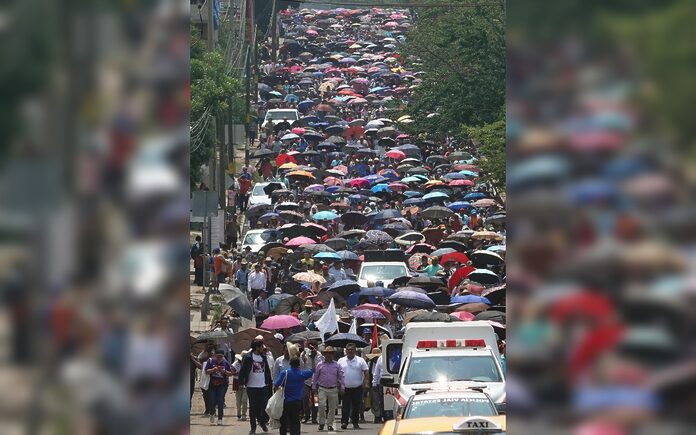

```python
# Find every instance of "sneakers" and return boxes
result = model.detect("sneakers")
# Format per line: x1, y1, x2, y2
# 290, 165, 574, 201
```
353, 424, 362, 430
341, 424, 348, 430
328, 426, 335, 432
248, 430, 255, 435
217, 419, 223, 426
318, 424, 325, 431
209, 414, 216, 424
259, 422, 268, 433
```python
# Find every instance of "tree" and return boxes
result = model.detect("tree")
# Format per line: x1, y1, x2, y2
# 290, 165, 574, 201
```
463, 113, 505, 195
190, 27, 243, 188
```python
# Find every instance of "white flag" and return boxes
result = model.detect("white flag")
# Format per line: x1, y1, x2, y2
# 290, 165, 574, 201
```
349, 318, 357, 335
314, 298, 338, 342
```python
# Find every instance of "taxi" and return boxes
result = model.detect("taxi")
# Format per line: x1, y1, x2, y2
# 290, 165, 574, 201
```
379, 416, 506, 435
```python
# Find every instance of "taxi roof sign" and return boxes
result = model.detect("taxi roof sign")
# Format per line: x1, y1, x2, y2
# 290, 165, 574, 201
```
453, 417, 502, 432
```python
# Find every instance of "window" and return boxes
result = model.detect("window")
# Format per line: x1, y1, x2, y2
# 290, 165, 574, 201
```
406, 397, 496, 419
266, 110, 299, 121
252, 184, 268, 196
359, 264, 408, 281
404, 355, 501, 385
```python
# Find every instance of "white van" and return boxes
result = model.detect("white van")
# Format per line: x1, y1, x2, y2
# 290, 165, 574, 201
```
262, 109, 300, 129
380, 322, 505, 417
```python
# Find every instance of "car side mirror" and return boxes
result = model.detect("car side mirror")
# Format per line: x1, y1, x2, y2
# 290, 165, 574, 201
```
495, 403, 506, 414
380, 375, 397, 388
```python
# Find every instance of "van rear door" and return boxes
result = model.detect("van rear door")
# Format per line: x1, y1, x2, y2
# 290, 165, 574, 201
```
381, 339, 403, 418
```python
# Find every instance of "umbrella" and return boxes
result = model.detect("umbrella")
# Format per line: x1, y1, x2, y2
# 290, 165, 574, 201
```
354, 303, 392, 320
359, 287, 395, 297
314, 251, 342, 260
230, 328, 283, 358
328, 280, 361, 297
404, 311, 460, 324
470, 250, 504, 267
246, 204, 273, 218
194, 330, 234, 344
395, 232, 425, 246
430, 247, 456, 257
351, 309, 385, 320
279, 210, 306, 222
421, 206, 455, 220
474, 310, 506, 324
293, 271, 326, 284
263, 182, 286, 195
472, 199, 498, 208
451, 295, 492, 305
325, 238, 348, 251
259, 212, 280, 223
408, 275, 445, 289
388, 290, 435, 309
286, 330, 322, 343
250, 149, 276, 159
450, 311, 475, 321
219, 284, 254, 319
471, 231, 504, 242
422, 191, 450, 201
337, 250, 360, 262
260, 314, 302, 330
286, 236, 317, 247
325, 333, 369, 348
272, 295, 303, 315
438, 240, 468, 252
448, 266, 476, 290
440, 252, 470, 265
365, 229, 393, 245
374, 209, 401, 221
408, 252, 430, 270
276, 153, 297, 166
385, 149, 406, 160
467, 269, 501, 285
313, 211, 338, 221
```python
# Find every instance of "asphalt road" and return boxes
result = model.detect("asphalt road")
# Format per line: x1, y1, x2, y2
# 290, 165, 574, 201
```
190, 388, 384, 435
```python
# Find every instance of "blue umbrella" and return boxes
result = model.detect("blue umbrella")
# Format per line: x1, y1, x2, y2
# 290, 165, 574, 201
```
423, 191, 450, 201
337, 250, 360, 261
326, 186, 341, 193
297, 99, 315, 111
284, 94, 300, 103
448, 201, 473, 211
348, 194, 369, 202
314, 251, 342, 260
347, 293, 376, 308
459, 170, 479, 177
463, 192, 488, 200
444, 172, 467, 180
313, 211, 338, 221
359, 287, 396, 297
451, 295, 491, 305
403, 191, 422, 198
388, 290, 435, 309
371, 183, 391, 194
379, 169, 400, 181
351, 309, 385, 320
374, 209, 401, 221
402, 198, 424, 206
486, 245, 506, 252
259, 212, 280, 222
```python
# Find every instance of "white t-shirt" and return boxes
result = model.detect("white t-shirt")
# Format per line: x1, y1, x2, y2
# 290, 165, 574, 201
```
232, 360, 241, 380
338, 355, 368, 388
247, 353, 267, 388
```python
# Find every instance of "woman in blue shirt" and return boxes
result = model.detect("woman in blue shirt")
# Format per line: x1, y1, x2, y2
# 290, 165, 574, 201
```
274, 357, 313, 435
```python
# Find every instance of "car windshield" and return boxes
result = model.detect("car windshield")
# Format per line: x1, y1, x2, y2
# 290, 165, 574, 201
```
243, 231, 278, 245
359, 264, 407, 281
266, 110, 299, 121
252, 184, 268, 196
405, 356, 501, 384
406, 397, 497, 419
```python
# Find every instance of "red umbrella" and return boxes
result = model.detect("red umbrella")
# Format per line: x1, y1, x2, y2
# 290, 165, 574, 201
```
385, 149, 406, 160
291, 127, 306, 135
261, 314, 302, 330
440, 252, 470, 265
450, 311, 475, 321
285, 236, 316, 247
354, 304, 392, 320
276, 153, 297, 166
448, 266, 476, 290
343, 125, 365, 139
315, 104, 335, 112
349, 178, 369, 188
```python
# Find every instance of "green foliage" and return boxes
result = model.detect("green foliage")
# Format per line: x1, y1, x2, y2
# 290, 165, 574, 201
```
401, 1, 505, 137
463, 114, 505, 194
190, 26, 243, 187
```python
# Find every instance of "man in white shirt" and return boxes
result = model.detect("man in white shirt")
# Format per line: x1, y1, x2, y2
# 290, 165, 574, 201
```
337, 343, 369, 430
247, 263, 268, 300
371, 353, 384, 423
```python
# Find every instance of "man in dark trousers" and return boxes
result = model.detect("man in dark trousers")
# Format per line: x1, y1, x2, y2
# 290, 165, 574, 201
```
191, 235, 204, 286
239, 339, 272, 434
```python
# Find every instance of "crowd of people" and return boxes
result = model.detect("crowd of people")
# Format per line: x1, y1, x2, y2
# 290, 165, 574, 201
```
191, 6, 506, 433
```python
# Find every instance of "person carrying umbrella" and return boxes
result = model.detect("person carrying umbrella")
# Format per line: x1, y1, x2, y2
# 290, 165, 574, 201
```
312, 346, 344, 431
239, 339, 273, 434
337, 343, 369, 430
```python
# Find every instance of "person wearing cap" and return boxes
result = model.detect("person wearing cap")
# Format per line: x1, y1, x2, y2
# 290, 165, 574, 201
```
299, 300, 314, 326
231, 351, 249, 421
338, 343, 369, 430
274, 351, 313, 435
205, 348, 233, 426
235, 259, 250, 296
312, 346, 343, 431
239, 339, 272, 434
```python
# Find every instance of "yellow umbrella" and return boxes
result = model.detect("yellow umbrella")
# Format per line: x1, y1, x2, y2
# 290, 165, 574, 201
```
279, 162, 299, 170
287, 170, 315, 179
471, 231, 503, 242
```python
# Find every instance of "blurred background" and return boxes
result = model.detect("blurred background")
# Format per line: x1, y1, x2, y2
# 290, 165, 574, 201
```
507, 0, 696, 434
0, 0, 190, 434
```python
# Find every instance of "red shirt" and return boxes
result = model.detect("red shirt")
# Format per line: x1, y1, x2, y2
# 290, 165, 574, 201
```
238, 177, 252, 195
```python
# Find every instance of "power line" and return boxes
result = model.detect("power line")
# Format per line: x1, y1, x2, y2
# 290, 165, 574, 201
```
295, 0, 502, 8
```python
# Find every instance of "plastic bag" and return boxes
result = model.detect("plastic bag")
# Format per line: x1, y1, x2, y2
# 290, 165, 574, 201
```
265, 372, 287, 420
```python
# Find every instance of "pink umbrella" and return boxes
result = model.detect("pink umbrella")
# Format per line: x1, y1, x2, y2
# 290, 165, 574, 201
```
261, 315, 302, 330
385, 149, 406, 160
286, 236, 316, 247
302, 222, 327, 234
324, 176, 345, 187
449, 179, 474, 187
291, 127, 306, 135
450, 311, 475, 321
334, 165, 349, 175
397, 134, 410, 139
354, 304, 392, 320
388, 182, 409, 192
349, 178, 369, 188
304, 184, 325, 192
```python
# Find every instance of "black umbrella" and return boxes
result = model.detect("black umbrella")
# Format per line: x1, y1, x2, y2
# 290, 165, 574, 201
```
281, 224, 315, 239
427, 290, 451, 306
279, 210, 306, 223
470, 250, 504, 267
407, 311, 459, 324
328, 280, 361, 297
194, 329, 235, 344
468, 269, 501, 285
246, 203, 273, 218
474, 310, 505, 324
341, 211, 368, 226
324, 237, 348, 251
263, 182, 286, 195
366, 230, 393, 245
286, 330, 322, 343
219, 284, 254, 319
325, 333, 369, 348
421, 206, 455, 220
408, 275, 445, 289
251, 149, 276, 159
437, 240, 469, 252
308, 308, 328, 322
271, 295, 303, 314
300, 243, 334, 254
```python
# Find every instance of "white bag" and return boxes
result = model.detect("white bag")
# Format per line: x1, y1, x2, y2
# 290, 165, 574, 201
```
265, 371, 287, 420
198, 359, 211, 390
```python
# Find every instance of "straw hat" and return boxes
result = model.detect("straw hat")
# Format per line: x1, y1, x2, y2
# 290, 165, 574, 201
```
286, 342, 300, 359
321, 345, 335, 354
304, 300, 314, 308
366, 347, 382, 360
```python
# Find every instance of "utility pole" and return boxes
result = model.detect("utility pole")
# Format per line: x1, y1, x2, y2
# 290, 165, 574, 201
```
271, 0, 278, 71
207, 0, 215, 51
244, 43, 252, 165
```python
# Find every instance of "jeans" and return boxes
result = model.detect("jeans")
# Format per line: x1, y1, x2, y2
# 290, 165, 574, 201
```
341, 386, 363, 425
209, 383, 228, 420
302, 384, 317, 421
317, 387, 339, 427
236, 386, 248, 417
202, 388, 212, 415
280, 400, 302, 435
371, 385, 383, 419
247, 386, 269, 431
